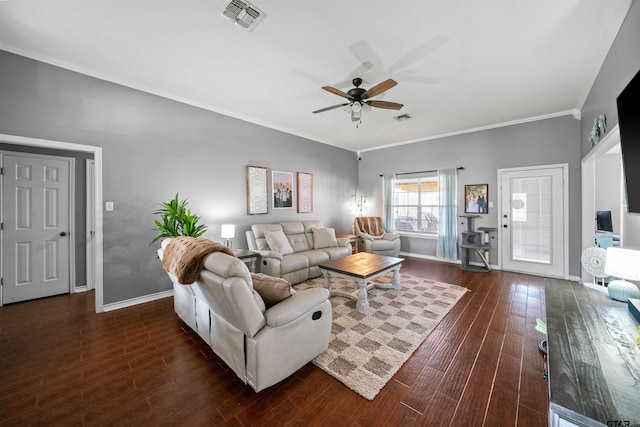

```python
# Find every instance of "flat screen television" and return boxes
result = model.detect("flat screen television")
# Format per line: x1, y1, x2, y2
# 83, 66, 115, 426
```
596, 210, 613, 232
616, 68, 640, 214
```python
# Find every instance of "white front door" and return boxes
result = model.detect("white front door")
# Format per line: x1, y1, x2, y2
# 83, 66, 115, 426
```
1, 153, 72, 304
499, 165, 567, 278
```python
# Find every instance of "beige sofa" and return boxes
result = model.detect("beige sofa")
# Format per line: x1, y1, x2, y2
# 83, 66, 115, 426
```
246, 220, 352, 285
158, 238, 332, 392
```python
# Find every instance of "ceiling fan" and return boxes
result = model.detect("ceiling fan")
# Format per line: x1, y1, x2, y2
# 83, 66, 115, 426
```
312, 78, 403, 122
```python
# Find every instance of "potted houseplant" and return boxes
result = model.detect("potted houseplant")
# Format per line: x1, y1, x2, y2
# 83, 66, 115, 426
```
151, 193, 207, 244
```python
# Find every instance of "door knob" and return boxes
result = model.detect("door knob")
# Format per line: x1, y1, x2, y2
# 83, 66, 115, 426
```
60, 231, 68, 237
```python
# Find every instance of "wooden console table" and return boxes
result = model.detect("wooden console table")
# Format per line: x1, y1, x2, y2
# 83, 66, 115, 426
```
545, 279, 640, 426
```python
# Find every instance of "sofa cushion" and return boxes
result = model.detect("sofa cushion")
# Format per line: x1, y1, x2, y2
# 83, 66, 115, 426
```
312, 227, 338, 249
288, 233, 311, 253
203, 252, 252, 285
251, 224, 283, 251
322, 246, 352, 260
250, 273, 296, 308
303, 220, 324, 232
371, 239, 397, 251
281, 221, 305, 235
303, 249, 330, 266
265, 230, 294, 255
280, 253, 309, 274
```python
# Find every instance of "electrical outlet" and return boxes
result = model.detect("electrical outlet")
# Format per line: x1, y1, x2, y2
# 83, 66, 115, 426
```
105, 201, 114, 211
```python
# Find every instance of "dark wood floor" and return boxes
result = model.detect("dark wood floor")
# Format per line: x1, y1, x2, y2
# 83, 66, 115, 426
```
0, 257, 549, 426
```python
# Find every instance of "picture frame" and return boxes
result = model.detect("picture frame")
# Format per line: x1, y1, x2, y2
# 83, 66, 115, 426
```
272, 171, 294, 209
297, 172, 313, 213
464, 184, 489, 214
246, 165, 268, 215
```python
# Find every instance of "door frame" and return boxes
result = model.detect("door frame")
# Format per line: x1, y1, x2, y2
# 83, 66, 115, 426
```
581, 125, 623, 286
86, 159, 96, 291
497, 163, 569, 279
0, 133, 104, 312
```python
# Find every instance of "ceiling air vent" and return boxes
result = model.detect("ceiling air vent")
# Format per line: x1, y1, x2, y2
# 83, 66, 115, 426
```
393, 114, 413, 121
220, 0, 265, 31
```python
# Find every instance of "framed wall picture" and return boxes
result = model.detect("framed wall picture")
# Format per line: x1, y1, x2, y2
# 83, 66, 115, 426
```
272, 171, 294, 209
246, 165, 268, 215
297, 172, 313, 213
464, 184, 489, 214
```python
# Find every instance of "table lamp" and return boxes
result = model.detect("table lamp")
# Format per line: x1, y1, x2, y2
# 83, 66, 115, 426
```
221, 224, 235, 249
604, 247, 640, 302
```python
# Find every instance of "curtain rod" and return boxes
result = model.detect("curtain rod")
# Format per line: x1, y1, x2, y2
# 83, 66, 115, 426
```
380, 167, 464, 177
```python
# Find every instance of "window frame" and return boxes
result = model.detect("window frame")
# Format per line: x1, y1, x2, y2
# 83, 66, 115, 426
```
391, 175, 440, 236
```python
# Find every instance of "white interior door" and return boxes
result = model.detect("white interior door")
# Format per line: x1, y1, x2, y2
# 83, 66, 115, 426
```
1, 153, 72, 304
499, 165, 567, 278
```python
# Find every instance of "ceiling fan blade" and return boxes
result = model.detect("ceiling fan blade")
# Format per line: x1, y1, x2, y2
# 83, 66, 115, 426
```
388, 35, 450, 73
312, 103, 349, 114
322, 86, 351, 99
362, 79, 397, 99
367, 100, 403, 110
349, 40, 384, 72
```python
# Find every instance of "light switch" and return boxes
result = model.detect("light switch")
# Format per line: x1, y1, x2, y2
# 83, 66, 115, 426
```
105, 201, 114, 211
488, 201, 494, 208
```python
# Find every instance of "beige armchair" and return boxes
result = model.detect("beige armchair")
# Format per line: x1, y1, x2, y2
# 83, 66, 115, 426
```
353, 216, 401, 257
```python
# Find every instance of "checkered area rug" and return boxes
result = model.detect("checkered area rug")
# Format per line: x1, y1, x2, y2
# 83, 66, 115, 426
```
296, 272, 469, 400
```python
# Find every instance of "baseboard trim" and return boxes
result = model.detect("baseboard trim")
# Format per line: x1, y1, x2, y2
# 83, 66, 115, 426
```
103, 289, 174, 312
400, 252, 499, 270
400, 251, 459, 264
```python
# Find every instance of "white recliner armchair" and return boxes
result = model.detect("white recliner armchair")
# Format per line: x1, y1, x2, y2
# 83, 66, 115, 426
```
158, 238, 332, 392
353, 216, 401, 257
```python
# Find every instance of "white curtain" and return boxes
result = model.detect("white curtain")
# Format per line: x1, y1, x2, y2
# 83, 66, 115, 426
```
437, 168, 458, 259
382, 174, 395, 231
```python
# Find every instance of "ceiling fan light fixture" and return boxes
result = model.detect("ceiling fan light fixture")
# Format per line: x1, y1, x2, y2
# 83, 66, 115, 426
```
315, 77, 402, 125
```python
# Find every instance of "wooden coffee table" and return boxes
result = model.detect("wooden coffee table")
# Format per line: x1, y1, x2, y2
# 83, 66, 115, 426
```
319, 252, 404, 313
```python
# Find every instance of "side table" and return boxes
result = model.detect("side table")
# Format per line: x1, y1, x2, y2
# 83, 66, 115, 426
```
336, 233, 358, 254
233, 249, 259, 273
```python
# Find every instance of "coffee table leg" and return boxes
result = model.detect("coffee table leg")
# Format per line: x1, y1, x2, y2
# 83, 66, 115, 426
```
322, 269, 331, 292
392, 266, 402, 291
356, 278, 369, 313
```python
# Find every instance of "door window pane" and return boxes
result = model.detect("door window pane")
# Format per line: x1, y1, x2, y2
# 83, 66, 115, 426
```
510, 176, 552, 263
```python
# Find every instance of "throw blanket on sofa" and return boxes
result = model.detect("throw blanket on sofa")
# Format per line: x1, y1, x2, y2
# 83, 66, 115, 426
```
356, 216, 386, 238
162, 236, 235, 284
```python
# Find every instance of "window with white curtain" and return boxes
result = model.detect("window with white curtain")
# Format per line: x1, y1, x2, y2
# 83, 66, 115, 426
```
392, 173, 439, 234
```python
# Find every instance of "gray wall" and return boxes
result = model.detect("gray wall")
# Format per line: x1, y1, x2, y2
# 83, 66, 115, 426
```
0, 50, 358, 305
580, 0, 640, 249
580, 0, 640, 158
359, 115, 582, 275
